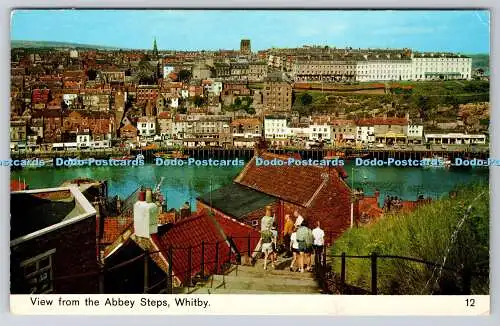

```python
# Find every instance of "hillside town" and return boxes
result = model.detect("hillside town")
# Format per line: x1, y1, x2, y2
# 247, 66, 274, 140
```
10, 37, 490, 296
10, 39, 489, 152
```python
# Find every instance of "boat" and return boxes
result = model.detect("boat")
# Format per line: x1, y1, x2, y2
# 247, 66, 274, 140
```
42, 158, 54, 167
422, 156, 451, 169
323, 150, 345, 160
154, 150, 190, 160
345, 152, 370, 160
110, 155, 136, 161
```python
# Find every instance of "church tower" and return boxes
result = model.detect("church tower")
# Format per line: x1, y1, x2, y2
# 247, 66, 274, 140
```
152, 37, 159, 59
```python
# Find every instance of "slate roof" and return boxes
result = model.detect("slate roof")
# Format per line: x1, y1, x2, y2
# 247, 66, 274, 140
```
197, 183, 276, 220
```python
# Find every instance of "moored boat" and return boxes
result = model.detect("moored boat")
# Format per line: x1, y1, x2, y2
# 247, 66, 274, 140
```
154, 150, 189, 160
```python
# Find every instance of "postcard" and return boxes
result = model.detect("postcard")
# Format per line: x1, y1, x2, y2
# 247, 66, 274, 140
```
8, 9, 490, 315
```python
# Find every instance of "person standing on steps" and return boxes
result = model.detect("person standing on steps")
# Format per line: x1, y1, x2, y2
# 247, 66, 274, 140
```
303, 221, 314, 272
261, 205, 274, 231
259, 206, 275, 270
261, 224, 277, 270
289, 226, 299, 272
312, 220, 325, 272
294, 210, 304, 228
296, 219, 312, 272
283, 214, 294, 258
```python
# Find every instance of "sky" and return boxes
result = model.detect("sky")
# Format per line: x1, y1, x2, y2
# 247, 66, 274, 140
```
10, 10, 490, 54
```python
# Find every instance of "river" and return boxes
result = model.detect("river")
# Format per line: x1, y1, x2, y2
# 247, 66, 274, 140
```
11, 163, 489, 210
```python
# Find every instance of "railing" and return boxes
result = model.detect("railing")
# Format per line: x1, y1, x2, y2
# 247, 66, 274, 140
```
38, 234, 486, 295
317, 252, 488, 295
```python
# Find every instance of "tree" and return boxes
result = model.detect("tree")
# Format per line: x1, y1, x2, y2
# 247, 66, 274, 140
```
244, 106, 256, 115
300, 93, 313, 106
87, 69, 97, 81
193, 95, 204, 107
234, 97, 242, 106
178, 69, 192, 83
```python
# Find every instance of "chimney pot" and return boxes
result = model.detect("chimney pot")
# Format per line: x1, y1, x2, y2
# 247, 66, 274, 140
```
138, 190, 146, 202
145, 188, 153, 203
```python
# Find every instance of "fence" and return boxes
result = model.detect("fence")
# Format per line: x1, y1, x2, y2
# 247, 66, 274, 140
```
97, 234, 263, 294
37, 233, 486, 295
318, 252, 488, 295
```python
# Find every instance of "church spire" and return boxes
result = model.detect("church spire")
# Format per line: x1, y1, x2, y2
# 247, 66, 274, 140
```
152, 37, 158, 59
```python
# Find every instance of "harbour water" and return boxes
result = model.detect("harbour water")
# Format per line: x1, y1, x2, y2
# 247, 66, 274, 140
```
11, 162, 489, 210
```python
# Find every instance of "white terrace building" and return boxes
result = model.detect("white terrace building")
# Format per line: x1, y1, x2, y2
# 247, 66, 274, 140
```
411, 53, 472, 81
264, 116, 289, 140
356, 54, 412, 82
424, 133, 486, 145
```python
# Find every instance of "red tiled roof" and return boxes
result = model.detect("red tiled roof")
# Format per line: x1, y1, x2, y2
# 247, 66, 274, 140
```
235, 151, 352, 244
357, 118, 408, 126
101, 216, 133, 244
400, 198, 432, 213
235, 152, 330, 207
230, 118, 260, 127
153, 211, 230, 284
358, 196, 383, 219
213, 214, 260, 255
158, 111, 171, 119
121, 124, 137, 132
158, 212, 176, 225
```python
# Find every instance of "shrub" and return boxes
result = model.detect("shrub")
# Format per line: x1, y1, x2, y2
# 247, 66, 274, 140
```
330, 182, 489, 294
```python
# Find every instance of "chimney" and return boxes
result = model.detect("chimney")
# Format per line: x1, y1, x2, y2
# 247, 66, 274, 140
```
94, 201, 104, 241
253, 137, 268, 157
134, 188, 159, 238
116, 196, 121, 214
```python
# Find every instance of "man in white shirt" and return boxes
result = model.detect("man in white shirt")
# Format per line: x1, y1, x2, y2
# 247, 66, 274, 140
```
312, 220, 325, 270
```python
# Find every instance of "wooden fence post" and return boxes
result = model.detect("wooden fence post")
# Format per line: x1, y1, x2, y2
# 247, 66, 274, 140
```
167, 247, 173, 294
98, 266, 105, 294
143, 252, 149, 294
200, 241, 205, 278
340, 252, 346, 291
227, 236, 232, 264
215, 241, 219, 274
322, 247, 327, 268
187, 246, 192, 287
247, 233, 251, 257
371, 252, 378, 295
461, 267, 472, 294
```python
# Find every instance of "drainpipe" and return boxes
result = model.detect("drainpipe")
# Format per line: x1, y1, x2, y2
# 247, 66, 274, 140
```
350, 201, 354, 228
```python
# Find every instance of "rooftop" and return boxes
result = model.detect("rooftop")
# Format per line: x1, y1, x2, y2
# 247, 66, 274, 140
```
197, 183, 276, 220
10, 186, 96, 245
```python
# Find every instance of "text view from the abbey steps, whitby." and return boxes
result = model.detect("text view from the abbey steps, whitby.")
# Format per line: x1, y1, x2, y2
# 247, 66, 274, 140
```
9, 9, 490, 302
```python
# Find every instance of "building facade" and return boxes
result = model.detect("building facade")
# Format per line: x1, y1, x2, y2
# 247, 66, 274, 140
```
262, 81, 292, 112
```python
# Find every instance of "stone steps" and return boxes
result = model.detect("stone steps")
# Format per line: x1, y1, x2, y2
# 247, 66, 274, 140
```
184, 257, 321, 294
190, 288, 322, 295
229, 266, 317, 280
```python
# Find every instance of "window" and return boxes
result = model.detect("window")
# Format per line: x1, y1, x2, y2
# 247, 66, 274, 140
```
251, 219, 259, 226
21, 249, 55, 294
